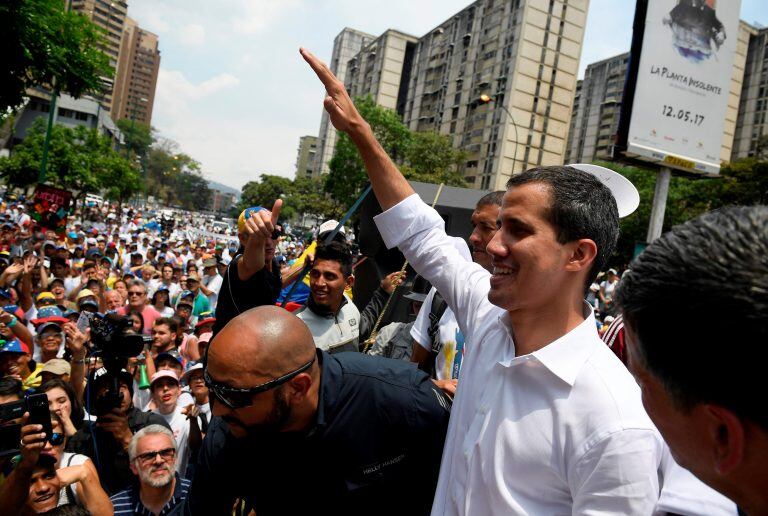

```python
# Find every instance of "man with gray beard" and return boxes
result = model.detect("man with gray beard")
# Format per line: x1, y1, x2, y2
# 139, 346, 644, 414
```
110, 425, 191, 515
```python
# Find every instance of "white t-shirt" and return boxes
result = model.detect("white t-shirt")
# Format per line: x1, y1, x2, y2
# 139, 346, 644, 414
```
203, 273, 223, 309
411, 288, 465, 381
58, 452, 89, 506
601, 279, 618, 301
152, 407, 191, 476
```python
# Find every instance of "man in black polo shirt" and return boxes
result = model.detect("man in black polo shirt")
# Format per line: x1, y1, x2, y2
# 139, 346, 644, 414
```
213, 202, 283, 336
189, 305, 451, 515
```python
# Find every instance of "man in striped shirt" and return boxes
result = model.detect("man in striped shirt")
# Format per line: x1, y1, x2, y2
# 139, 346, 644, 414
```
110, 425, 190, 516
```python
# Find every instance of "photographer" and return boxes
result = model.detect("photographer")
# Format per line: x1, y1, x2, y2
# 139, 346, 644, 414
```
65, 367, 169, 495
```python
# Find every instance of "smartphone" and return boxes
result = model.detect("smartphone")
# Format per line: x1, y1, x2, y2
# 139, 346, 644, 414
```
26, 393, 53, 442
76, 311, 92, 333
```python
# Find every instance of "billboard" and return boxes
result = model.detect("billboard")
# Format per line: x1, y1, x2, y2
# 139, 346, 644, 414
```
623, 0, 741, 175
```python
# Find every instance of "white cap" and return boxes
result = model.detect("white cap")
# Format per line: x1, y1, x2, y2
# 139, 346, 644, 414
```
318, 220, 345, 237
568, 164, 640, 218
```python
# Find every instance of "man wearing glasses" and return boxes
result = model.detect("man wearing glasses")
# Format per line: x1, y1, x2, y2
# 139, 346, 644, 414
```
111, 425, 191, 515
118, 280, 161, 334
188, 305, 451, 515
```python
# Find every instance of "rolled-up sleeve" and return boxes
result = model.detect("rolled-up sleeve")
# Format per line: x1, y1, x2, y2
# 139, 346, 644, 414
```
374, 194, 490, 339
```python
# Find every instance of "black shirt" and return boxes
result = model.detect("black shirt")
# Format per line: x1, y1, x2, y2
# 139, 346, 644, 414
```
66, 407, 171, 495
213, 255, 281, 336
186, 351, 451, 515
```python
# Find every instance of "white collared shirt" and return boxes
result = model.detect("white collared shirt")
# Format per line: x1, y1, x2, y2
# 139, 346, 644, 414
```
374, 194, 663, 515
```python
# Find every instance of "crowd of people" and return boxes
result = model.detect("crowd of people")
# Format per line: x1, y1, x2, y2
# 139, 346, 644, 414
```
0, 47, 764, 516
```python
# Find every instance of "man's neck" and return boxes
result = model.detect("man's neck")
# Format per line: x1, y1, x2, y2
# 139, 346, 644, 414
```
157, 404, 176, 416
139, 475, 175, 515
41, 350, 57, 363
508, 295, 586, 357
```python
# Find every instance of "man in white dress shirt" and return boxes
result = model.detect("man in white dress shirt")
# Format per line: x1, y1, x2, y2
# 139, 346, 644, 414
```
302, 48, 662, 515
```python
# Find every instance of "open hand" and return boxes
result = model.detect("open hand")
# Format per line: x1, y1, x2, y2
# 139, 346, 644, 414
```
300, 48, 366, 135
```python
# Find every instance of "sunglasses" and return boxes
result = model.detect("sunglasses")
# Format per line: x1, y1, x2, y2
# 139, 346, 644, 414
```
49, 432, 65, 446
127, 291, 145, 297
204, 356, 315, 409
134, 447, 175, 465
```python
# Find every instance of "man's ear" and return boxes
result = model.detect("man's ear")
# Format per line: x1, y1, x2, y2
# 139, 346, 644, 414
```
346, 274, 355, 289
129, 460, 138, 476
564, 239, 597, 274
703, 404, 746, 476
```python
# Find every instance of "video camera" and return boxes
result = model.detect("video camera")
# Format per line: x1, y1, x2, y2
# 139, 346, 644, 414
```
86, 313, 149, 417
0, 393, 54, 459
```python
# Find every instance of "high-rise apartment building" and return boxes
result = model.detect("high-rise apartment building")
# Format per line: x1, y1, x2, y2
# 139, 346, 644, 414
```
295, 135, 319, 179
111, 17, 161, 125
733, 24, 768, 159
401, 0, 588, 190
345, 30, 419, 115
313, 28, 376, 177
564, 52, 628, 164
71, 0, 128, 113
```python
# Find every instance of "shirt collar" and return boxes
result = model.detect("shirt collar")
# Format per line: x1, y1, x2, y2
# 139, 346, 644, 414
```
497, 302, 600, 387
310, 349, 338, 433
531, 303, 600, 386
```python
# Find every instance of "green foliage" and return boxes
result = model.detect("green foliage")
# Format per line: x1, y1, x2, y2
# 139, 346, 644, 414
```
116, 119, 153, 158
0, 0, 112, 110
595, 159, 768, 266
145, 146, 212, 211
238, 175, 343, 223
327, 96, 466, 204
0, 118, 142, 204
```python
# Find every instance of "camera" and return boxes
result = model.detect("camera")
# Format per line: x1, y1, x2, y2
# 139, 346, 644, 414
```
0, 393, 54, 459
86, 313, 147, 417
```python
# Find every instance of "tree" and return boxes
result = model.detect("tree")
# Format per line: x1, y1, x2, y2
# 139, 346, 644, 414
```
402, 131, 467, 187
327, 96, 466, 205
0, 0, 112, 111
0, 118, 141, 206
240, 174, 293, 209
594, 158, 768, 266
116, 119, 153, 158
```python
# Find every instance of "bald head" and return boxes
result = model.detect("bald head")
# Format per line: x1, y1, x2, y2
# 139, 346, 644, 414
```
208, 306, 316, 386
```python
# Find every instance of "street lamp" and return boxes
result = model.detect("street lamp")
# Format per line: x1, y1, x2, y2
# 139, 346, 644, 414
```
478, 93, 519, 177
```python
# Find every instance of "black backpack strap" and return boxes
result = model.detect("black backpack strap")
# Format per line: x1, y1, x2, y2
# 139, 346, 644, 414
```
427, 291, 448, 354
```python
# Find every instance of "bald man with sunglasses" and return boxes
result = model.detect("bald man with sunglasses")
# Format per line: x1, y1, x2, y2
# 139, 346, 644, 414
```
187, 305, 451, 516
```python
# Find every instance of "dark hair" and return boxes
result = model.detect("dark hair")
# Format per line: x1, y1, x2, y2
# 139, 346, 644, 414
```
50, 257, 68, 269
40, 378, 85, 430
152, 289, 171, 307
0, 376, 22, 399
40, 503, 91, 516
476, 190, 504, 208
82, 260, 96, 271
506, 166, 619, 288
128, 310, 145, 330
314, 241, 353, 277
617, 206, 768, 429
154, 316, 178, 334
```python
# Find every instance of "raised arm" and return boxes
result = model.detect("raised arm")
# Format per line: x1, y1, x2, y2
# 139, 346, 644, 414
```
300, 48, 413, 211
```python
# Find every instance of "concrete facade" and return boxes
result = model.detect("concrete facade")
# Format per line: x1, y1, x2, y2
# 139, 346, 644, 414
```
564, 52, 628, 164
111, 17, 161, 125
12, 89, 123, 146
733, 24, 768, 159
71, 0, 129, 113
345, 30, 419, 114
313, 28, 376, 177
401, 0, 589, 190
295, 135, 319, 179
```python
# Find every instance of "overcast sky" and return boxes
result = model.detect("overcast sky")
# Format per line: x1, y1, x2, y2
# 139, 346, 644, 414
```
128, 0, 766, 190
